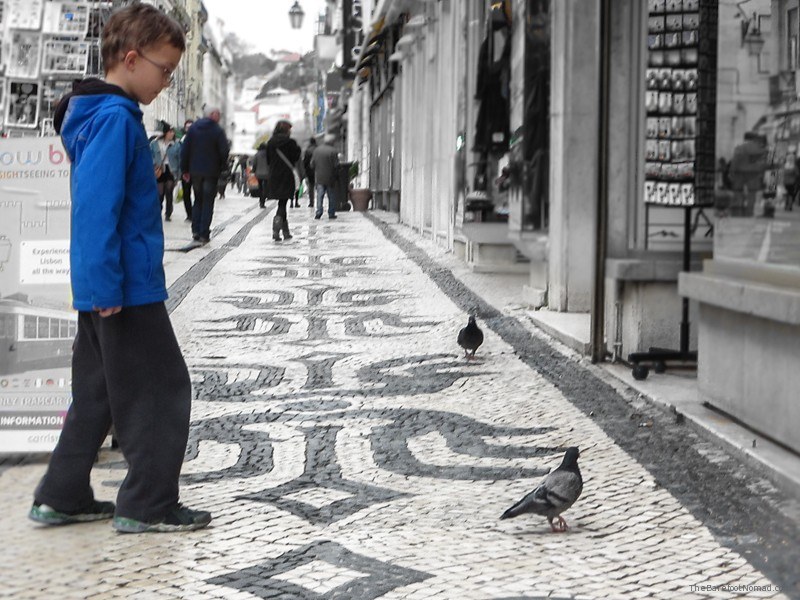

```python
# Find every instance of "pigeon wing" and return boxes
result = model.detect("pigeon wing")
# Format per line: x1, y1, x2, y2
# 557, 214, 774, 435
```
499, 469, 582, 520
457, 326, 468, 348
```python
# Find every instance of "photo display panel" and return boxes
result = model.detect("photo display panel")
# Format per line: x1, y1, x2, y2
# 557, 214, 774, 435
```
645, 0, 717, 206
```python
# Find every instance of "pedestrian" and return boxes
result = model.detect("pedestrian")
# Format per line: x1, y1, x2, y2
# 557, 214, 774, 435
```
782, 148, 799, 211
303, 137, 317, 208
177, 119, 194, 221
236, 154, 248, 193
312, 134, 340, 220
180, 106, 229, 244
266, 120, 302, 241
253, 142, 269, 208
29, 3, 211, 533
150, 121, 179, 221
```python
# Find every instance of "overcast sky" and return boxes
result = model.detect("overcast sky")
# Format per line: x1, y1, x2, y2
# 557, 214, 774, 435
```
202, 0, 330, 56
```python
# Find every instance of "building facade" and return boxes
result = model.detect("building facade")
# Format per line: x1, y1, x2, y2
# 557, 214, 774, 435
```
346, 0, 800, 454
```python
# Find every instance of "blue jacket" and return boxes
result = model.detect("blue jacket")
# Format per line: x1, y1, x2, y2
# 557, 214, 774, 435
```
150, 137, 181, 175
56, 79, 167, 311
180, 117, 229, 177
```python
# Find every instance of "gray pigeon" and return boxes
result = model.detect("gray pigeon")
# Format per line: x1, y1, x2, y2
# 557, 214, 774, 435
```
457, 316, 484, 360
499, 447, 583, 532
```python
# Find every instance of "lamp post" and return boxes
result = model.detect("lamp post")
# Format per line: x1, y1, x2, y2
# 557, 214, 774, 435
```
289, 1, 305, 30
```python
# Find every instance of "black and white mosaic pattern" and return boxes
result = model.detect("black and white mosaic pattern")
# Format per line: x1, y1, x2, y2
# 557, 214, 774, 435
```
2, 202, 796, 599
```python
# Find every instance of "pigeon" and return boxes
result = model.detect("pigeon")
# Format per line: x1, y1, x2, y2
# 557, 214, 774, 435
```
499, 447, 583, 532
457, 316, 484, 360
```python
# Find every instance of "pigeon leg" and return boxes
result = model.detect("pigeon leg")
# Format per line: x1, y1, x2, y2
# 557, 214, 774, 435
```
555, 516, 569, 532
470, 349, 477, 360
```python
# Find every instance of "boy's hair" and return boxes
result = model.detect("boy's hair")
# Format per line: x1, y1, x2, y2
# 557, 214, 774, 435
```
101, 4, 185, 74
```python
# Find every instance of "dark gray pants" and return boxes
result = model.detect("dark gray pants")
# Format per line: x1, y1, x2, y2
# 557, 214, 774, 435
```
34, 303, 191, 522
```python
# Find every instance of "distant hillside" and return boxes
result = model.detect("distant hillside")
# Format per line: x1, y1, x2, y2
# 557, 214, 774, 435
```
230, 53, 278, 81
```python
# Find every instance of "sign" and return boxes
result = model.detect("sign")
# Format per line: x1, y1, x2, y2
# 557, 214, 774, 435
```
0, 136, 73, 453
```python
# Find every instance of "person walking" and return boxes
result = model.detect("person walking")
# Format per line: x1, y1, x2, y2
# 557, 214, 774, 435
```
266, 120, 301, 241
312, 134, 340, 220
150, 121, 179, 221
176, 119, 193, 221
302, 137, 317, 208
29, 3, 211, 533
180, 106, 228, 244
253, 142, 269, 208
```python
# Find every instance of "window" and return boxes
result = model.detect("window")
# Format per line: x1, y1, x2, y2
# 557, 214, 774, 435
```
24, 316, 36, 339
788, 9, 798, 71
37, 317, 49, 338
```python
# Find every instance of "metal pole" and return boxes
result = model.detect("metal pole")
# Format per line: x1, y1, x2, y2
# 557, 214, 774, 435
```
591, 0, 612, 364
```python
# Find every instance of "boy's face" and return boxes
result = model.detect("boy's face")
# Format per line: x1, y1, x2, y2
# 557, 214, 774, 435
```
114, 41, 183, 105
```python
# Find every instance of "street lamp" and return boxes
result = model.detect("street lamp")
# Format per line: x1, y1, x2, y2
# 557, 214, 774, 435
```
289, 1, 305, 30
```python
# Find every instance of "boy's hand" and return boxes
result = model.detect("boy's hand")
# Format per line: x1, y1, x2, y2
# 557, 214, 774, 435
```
95, 306, 122, 317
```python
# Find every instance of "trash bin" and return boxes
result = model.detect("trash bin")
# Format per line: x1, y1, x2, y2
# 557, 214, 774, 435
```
336, 162, 353, 212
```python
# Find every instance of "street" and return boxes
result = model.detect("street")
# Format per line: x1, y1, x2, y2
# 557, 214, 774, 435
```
1, 190, 799, 600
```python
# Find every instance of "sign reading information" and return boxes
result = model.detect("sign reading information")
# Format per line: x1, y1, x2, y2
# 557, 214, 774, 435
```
0, 136, 73, 453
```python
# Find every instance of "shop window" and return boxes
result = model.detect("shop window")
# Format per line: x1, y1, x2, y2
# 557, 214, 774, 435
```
521, 0, 550, 230
715, 0, 800, 269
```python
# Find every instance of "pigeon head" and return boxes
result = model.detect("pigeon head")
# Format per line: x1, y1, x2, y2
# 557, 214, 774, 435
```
561, 447, 580, 467
468, 316, 477, 326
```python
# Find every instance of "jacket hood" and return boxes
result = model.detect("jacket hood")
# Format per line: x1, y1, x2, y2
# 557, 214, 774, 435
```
54, 78, 137, 133
57, 79, 141, 159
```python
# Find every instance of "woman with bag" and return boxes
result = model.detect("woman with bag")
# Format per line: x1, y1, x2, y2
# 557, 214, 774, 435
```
150, 122, 180, 221
266, 120, 302, 241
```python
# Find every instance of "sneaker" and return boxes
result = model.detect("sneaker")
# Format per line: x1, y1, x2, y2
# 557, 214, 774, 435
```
29, 500, 115, 525
329, 215, 338, 219
198, 237, 210, 245
314, 214, 322, 220
192, 234, 200, 241
165, 216, 172, 222
113, 503, 212, 533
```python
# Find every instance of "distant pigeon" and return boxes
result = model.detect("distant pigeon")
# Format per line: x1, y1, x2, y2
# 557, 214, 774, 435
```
500, 447, 583, 532
457, 316, 484, 360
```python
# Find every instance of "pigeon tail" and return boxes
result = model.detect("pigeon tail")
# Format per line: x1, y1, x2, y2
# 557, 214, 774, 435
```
499, 495, 543, 520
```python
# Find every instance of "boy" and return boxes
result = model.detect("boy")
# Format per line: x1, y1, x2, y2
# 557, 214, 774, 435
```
29, 4, 211, 533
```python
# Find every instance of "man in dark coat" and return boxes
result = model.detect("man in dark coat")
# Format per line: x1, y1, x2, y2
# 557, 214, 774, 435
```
266, 120, 301, 241
180, 106, 229, 244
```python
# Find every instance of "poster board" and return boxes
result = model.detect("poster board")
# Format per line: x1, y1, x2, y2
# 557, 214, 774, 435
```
0, 136, 73, 453
4, 80, 40, 129
41, 37, 89, 75
6, 30, 42, 79
42, 1, 89, 36
5, 0, 43, 30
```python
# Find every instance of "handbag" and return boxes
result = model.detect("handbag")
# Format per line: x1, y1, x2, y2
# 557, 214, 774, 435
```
275, 147, 301, 191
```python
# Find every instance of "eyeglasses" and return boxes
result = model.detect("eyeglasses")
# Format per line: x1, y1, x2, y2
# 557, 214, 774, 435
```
138, 52, 175, 85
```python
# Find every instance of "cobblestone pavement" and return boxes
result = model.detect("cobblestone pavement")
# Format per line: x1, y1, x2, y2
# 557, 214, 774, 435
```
1, 195, 799, 599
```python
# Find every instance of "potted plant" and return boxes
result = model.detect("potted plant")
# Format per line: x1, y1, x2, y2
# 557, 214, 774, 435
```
347, 161, 373, 211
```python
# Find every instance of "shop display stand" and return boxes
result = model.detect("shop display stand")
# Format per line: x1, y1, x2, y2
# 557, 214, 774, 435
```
630, 0, 717, 380
628, 204, 698, 380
